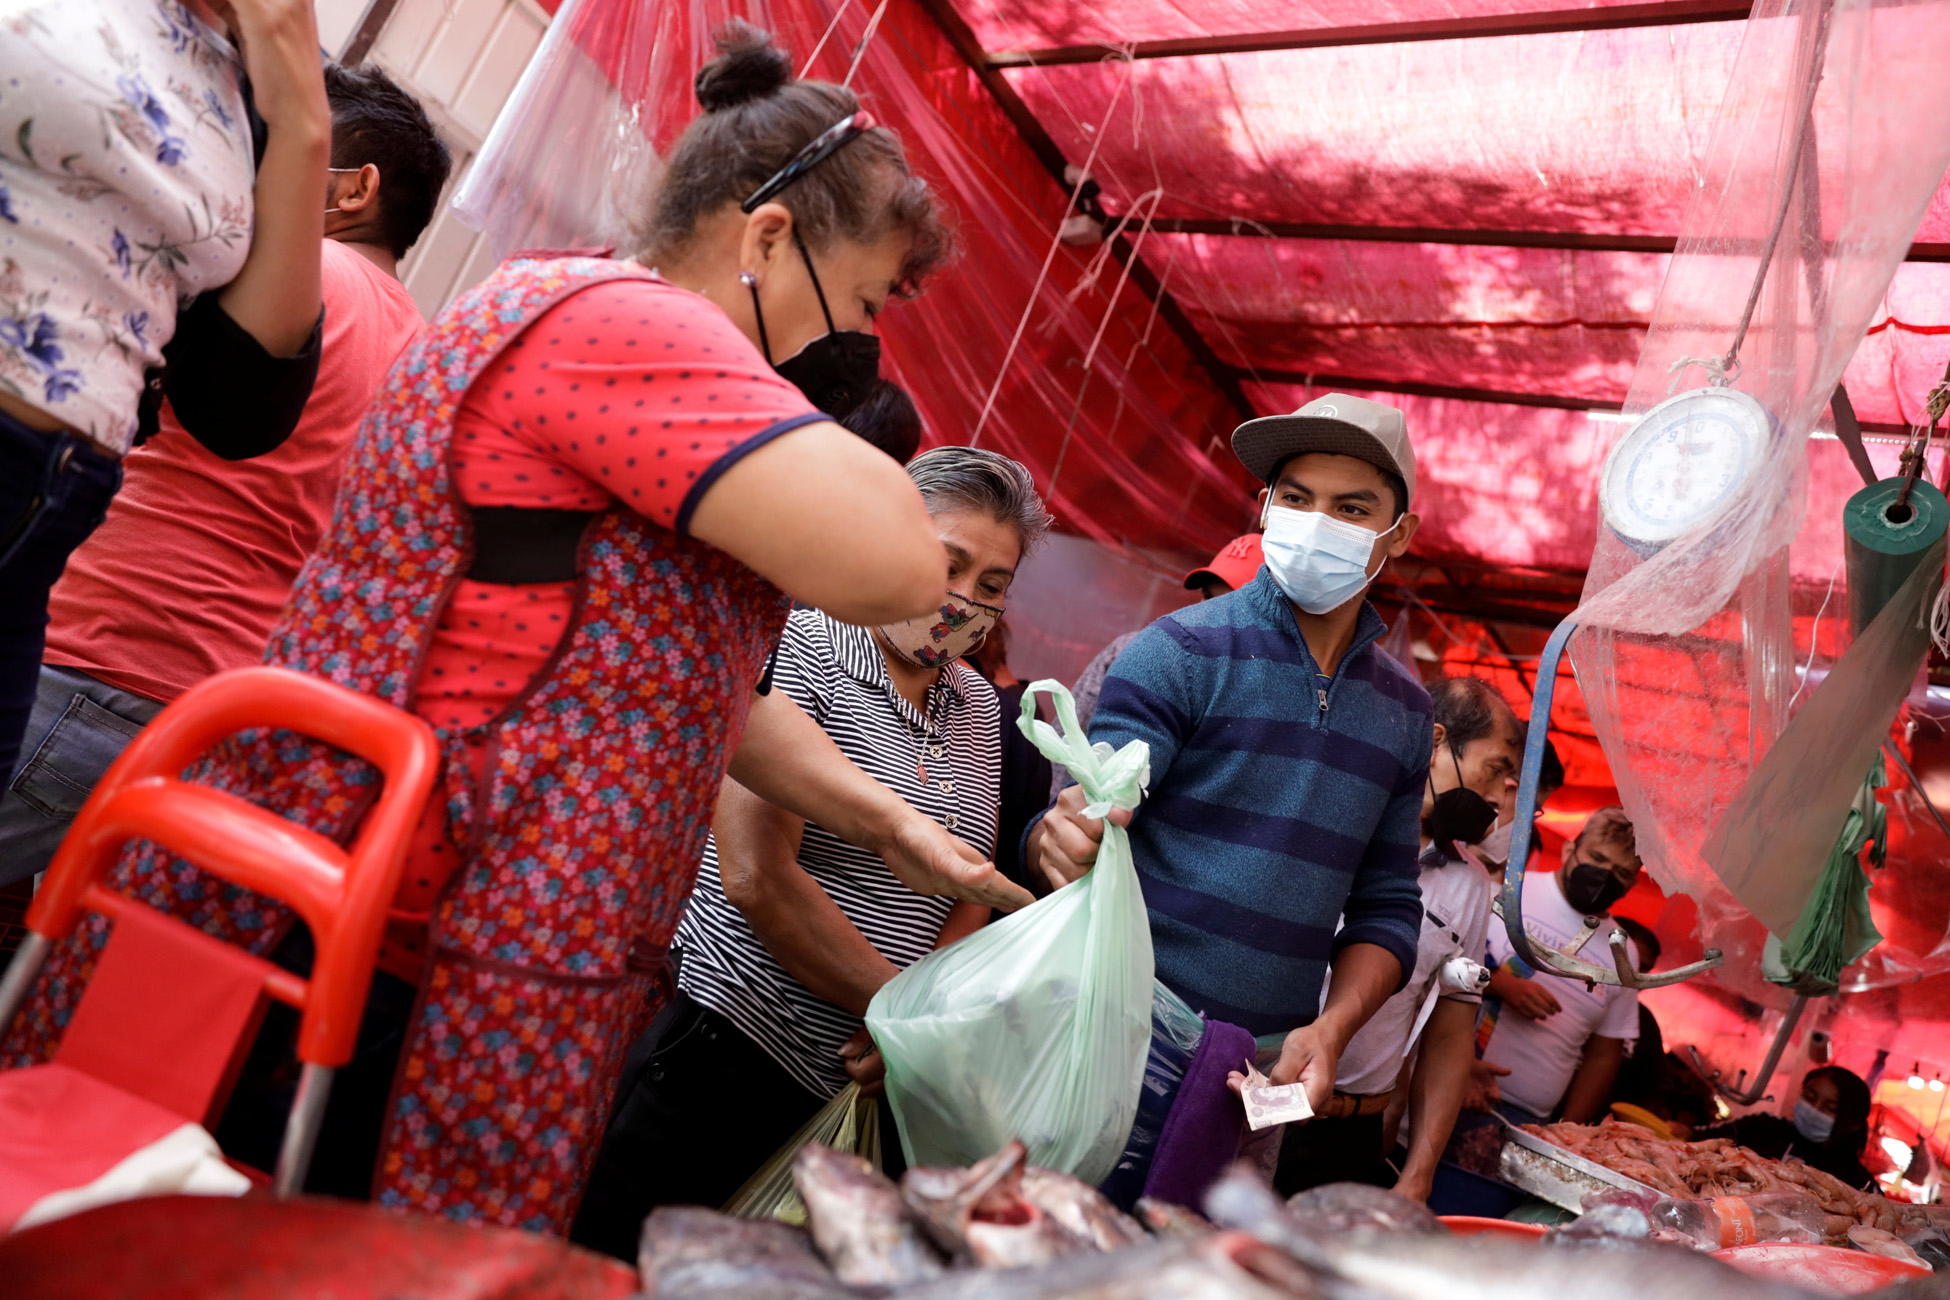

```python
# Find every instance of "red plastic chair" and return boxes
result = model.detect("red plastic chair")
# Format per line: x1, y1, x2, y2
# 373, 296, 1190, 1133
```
0, 667, 438, 1213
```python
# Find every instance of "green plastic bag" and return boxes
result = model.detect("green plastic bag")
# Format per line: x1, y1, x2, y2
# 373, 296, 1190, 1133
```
1764, 757, 1885, 996
866, 680, 1154, 1185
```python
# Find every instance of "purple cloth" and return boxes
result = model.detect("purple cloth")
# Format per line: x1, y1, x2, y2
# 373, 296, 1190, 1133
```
1140, 1017, 1255, 1207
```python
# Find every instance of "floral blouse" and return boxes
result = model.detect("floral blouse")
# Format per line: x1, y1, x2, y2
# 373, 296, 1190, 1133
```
0, 0, 253, 453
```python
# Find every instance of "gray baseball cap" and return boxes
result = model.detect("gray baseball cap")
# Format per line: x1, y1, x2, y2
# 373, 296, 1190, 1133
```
1230, 393, 1417, 507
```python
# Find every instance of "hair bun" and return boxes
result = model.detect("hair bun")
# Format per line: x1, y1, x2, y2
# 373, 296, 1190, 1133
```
695, 20, 793, 112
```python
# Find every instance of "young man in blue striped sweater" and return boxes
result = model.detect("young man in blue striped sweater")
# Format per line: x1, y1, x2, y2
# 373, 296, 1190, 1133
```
1028, 393, 1430, 1120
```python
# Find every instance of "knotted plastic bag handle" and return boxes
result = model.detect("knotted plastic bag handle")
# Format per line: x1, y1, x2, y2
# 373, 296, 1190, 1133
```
1017, 679, 1149, 820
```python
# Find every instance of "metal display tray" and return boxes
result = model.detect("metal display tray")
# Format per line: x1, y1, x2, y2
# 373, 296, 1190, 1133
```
1466, 1120, 1662, 1214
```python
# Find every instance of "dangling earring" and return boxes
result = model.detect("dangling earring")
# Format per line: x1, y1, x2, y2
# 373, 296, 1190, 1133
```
743, 269, 773, 364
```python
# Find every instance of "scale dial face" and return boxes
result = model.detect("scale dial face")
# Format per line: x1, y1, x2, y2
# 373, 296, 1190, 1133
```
1598, 387, 1773, 553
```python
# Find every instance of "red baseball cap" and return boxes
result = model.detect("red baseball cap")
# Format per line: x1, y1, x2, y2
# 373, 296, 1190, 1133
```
1182, 533, 1264, 592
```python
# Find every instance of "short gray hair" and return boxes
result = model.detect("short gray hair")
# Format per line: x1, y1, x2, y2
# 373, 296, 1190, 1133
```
906, 447, 1052, 555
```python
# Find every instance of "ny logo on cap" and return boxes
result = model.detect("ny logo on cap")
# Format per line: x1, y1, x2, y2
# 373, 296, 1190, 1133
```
1311, 402, 1339, 418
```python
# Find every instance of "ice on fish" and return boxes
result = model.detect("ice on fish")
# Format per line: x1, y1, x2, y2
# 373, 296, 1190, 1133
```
1208, 1166, 1829, 1300
792, 1142, 946, 1287
1284, 1182, 1442, 1236
1136, 1198, 1218, 1239
892, 1230, 1324, 1300
637, 1206, 845, 1299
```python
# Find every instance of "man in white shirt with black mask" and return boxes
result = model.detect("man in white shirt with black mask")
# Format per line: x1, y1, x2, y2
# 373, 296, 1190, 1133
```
1477, 806, 1643, 1126
1277, 675, 1521, 1200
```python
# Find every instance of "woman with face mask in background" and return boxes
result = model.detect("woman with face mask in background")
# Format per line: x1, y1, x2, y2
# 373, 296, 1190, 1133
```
1693, 1065, 1877, 1192
570, 447, 1048, 1257
0, 21, 1033, 1234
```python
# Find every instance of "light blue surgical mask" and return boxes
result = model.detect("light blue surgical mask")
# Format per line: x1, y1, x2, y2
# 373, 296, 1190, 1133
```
1792, 1098, 1835, 1144
1259, 500, 1402, 615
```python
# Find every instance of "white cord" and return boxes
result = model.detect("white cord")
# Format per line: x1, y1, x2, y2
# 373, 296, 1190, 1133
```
1932, 571, 1950, 659
971, 59, 1133, 447
800, 1, 852, 77
1788, 559, 1842, 713
842, 0, 890, 88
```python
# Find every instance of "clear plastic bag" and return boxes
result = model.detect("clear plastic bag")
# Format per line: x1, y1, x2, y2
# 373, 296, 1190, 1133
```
866, 681, 1154, 1185
1097, 981, 1207, 1209
1563, 0, 1950, 968
722, 1081, 880, 1225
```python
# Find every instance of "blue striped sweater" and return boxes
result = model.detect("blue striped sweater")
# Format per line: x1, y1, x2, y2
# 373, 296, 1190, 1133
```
1078, 569, 1430, 1036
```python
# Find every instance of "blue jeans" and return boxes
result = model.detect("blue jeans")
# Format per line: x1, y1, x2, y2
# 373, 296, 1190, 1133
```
0, 412, 121, 785
0, 665, 160, 888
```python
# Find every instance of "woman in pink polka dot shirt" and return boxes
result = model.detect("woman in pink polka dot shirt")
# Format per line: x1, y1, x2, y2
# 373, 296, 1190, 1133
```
5, 21, 1030, 1230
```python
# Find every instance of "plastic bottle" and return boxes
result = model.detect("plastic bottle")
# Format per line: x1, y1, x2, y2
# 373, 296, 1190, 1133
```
1647, 1192, 1827, 1249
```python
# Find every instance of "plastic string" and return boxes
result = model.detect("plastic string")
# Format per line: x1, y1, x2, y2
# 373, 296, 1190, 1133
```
799, 1, 852, 77
1048, 187, 1164, 495
842, 0, 889, 88
970, 58, 1133, 446
1103, 240, 1180, 448
1788, 559, 1843, 713
1721, 0, 1836, 378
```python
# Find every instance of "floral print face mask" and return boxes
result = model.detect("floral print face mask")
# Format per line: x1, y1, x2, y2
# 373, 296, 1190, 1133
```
878, 591, 1003, 669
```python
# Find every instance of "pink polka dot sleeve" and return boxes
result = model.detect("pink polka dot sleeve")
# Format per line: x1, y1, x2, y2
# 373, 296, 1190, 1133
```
451, 278, 827, 532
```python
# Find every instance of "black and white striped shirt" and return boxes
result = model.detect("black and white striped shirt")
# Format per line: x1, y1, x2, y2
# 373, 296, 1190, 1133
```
676, 608, 1002, 1097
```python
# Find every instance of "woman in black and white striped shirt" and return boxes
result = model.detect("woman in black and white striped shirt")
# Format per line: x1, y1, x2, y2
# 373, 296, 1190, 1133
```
571, 447, 1050, 1256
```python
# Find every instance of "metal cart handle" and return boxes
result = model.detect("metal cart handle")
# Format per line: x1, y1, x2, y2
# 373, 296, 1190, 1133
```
1500, 616, 1725, 989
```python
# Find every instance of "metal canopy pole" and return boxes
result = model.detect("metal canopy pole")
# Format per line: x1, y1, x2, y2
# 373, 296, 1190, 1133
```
1686, 994, 1810, 1105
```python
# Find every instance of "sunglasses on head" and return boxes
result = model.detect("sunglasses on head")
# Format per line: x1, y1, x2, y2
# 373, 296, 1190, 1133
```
741, 111, 878, 213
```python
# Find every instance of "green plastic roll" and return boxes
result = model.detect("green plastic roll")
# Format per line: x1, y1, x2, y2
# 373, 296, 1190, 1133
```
1844, 477, 1950, 635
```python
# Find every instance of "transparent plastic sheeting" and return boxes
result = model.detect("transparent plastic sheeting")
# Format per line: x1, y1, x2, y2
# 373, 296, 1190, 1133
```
1566, 0, 1950, 962
450, 0, 728, 257
1705, 539, 1946, 937
451, 0, 1256, 569
963, 0, 1718, 52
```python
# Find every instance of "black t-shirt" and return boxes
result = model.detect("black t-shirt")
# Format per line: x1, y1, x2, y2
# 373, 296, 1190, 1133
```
1696, 1113, 1876, 1192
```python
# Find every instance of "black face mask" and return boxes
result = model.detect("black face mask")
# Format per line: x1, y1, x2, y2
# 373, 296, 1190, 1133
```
748, 229, 881, 419
1428, 745, 1497, 852
1562, 859, 1631, 915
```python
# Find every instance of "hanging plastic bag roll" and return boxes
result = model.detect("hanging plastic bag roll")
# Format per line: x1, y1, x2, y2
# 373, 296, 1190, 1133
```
866, 681, 1154, 1185
1758, 478, 1946, 991
1704, 492, 1946, 936
1844, 478, 1949, 634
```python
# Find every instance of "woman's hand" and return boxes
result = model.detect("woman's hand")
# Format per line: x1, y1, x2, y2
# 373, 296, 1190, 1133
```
222, 0, 329, 132
838, 1027, 886, 1099
872, 810, 1032, 912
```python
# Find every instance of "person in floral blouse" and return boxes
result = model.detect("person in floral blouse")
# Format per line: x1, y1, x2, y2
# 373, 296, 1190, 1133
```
0, 0, 333, 778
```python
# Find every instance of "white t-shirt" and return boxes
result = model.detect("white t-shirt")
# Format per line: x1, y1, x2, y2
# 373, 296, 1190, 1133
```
1334, 844, 1493, 1096
1480, 869, 1640, 1117
0, 0, 254, 450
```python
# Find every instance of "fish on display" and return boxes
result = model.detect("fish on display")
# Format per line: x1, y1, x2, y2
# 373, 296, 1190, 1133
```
1020, 1166, 1150, 1251
893, 1230, 1325, 1300
902, 1139, 1091, 1268
1136, 1198, 1218, 1239
1283, 1182, 1442, 1236
1206, 1167, 1828, 1300
792, 1142, 946, 1287
637, 1206, 846, 1300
